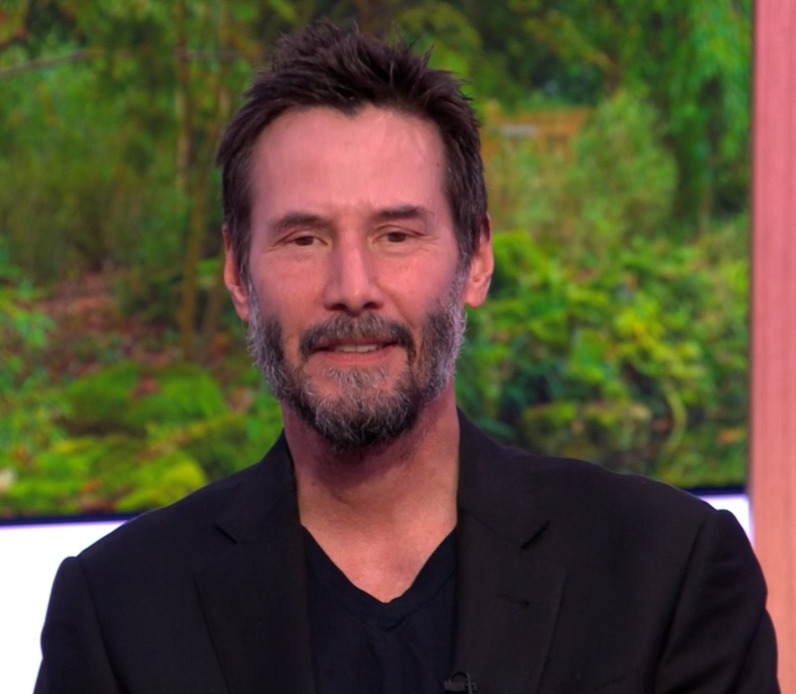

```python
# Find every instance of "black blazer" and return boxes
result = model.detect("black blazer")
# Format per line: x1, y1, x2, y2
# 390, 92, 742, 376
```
35, 415, 778, 693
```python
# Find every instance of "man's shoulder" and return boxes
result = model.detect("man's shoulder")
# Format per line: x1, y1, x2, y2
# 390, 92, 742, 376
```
77, 435, 294, 572
458, 416, 758, 608
462, 413, 705, 499
515, 445, 707, 515
79, 462, 258, 561
459, 414, 721, 542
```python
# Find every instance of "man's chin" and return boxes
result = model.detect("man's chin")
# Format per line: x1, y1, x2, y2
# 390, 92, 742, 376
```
289, 390, 421, 453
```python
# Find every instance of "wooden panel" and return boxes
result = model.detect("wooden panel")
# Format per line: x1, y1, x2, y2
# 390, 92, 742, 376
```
750, 1, 796, 689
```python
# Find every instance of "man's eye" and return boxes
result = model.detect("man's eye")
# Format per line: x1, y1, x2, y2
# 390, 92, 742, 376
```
293, 235, 317, 246
384, 231, 409, 243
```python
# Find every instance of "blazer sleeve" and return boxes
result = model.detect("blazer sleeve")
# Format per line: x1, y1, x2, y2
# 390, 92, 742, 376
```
655, 509, 779, 692
35, 556, 123, 694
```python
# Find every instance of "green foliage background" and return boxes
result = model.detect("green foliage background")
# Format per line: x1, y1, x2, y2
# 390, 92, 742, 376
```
0, 0, 751, 517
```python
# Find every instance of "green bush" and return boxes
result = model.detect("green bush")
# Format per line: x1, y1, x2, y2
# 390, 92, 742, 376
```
1, 432, 209, 515
0, 267, 64, 493
2, 434, 144, 515
125, 363, 228, 428
457, 225, 748, 486
115, 449, 207, 512
61, 361, 141, 434
0, 269, 54, 391
487, 91, 677, 260
0, 60, 185, 284
0, 355, 287, 517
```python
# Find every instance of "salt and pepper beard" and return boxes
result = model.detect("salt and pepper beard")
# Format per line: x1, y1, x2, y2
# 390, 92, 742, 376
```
245, 273, 467, 452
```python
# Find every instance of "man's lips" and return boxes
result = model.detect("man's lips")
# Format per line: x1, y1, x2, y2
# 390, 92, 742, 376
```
313, 340, 397, 354
325, 342, 390, 353
299, 314, 415, 362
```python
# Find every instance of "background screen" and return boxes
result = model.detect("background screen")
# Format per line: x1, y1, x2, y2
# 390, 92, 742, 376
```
1, 1, 751, 519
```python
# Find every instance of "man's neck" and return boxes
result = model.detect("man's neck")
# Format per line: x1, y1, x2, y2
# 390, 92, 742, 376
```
282, 387, 460, 601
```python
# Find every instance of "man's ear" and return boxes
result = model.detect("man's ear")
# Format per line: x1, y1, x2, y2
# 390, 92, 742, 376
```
462, 215, 494, 309
223, 227, 251, 322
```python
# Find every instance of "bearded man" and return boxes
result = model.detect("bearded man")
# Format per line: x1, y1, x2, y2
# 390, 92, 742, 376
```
36, 22, 778, 694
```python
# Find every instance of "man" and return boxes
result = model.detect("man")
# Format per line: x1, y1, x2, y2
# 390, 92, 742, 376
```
36, 22, 778, 694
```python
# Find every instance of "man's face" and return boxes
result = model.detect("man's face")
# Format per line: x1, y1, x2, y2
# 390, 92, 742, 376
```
225, 106, 491, 450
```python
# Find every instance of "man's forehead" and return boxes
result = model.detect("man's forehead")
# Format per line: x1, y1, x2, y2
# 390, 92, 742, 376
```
248, 106, 448, 206
253, 104, 443, 155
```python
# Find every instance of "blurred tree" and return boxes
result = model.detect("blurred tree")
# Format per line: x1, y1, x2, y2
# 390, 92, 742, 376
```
477, 0, 751, 228
0, 0, 317, 360
350, 0, 404, 36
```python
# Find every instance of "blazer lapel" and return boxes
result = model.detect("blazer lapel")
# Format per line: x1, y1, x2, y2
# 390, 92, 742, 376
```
452, 415, 566, 694
195, 435, 316, 694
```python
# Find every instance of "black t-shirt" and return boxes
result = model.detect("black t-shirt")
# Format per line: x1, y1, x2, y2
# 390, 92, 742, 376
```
304, 528, 456, 694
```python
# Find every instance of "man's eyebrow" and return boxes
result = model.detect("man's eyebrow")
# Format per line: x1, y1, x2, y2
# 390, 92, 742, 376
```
270, 212, 326, 232
373, 205, 431, 223
270, 206, 431, 232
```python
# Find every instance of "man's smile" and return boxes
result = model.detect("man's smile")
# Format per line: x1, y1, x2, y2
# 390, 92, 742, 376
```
299, 315, 416, 364
309, 339, 402, 368
326, 342, 390, 354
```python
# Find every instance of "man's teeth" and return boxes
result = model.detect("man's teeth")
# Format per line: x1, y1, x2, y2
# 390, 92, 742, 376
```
331, 344, 383, 353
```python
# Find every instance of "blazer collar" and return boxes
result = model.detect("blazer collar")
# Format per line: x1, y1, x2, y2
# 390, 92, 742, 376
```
452, 413, 566, 694
195, 434, 316, 694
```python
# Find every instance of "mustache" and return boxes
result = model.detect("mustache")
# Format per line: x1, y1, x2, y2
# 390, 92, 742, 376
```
299, 313, 415, 361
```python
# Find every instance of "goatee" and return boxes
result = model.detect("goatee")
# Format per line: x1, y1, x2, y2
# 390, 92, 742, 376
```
245, 280, 466, 452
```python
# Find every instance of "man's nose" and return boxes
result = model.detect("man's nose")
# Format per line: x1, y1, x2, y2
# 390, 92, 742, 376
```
322, 240, 384, 314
